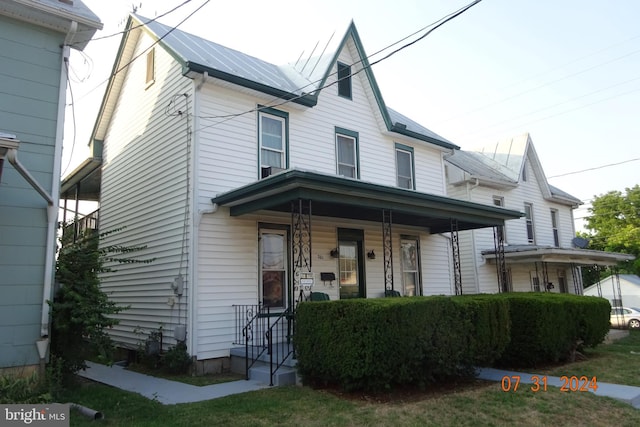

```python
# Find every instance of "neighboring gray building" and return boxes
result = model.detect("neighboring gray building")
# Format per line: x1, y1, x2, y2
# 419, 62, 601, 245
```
0, 0, 101, 373
584, 275, 640, 310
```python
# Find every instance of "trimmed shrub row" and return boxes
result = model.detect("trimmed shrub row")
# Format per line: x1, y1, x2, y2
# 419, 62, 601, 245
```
295, 295, 509, 391
294, 293, 610, 391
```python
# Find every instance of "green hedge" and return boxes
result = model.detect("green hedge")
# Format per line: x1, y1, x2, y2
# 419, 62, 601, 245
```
295, 295, 509, 391
495, 293, 610, 367
295, 293, 610, 391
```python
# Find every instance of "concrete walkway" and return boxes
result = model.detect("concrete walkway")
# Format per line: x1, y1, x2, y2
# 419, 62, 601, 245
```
477, 368, 640, 409
80, 355, 640, 408
78, 361, 269, 405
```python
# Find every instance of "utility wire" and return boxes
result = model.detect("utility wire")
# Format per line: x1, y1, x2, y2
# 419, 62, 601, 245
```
195, 0, 482, 130
69, 0, 194, 47
547, 157, 640, 179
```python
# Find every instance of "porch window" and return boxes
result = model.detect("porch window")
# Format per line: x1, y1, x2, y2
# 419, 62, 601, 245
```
337, 62, 352, 99
550, 209, 559, 247
400, 237, 421, 296
335, 127, 359, 179
530, 271, 541, 292
395, 143, 415, 189
259, 108, 288, 178
524, 203, 535, 244
260, 229, 287, 308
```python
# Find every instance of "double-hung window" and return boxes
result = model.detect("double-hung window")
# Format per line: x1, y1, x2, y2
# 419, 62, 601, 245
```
395, 143, 415, 189
524, 203, 535, 244
335, 127, 359, 178
400, 236, 421, 296
550, 209, 560, 247
259, 108, 288, 178
260, 227, 288, 308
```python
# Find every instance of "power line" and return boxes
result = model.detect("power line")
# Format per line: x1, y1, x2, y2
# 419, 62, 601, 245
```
70, 0, 209, 105
195, 0, 483, 130
548, 157, 640, 179
69, 0, 194, 47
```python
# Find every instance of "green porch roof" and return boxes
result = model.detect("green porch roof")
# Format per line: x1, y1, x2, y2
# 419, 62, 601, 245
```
211, 170, 523, 234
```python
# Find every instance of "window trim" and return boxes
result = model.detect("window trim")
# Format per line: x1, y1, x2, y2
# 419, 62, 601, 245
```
258, 223, 290, 310
524, 202, 535, 244
335, 127, 360, 179
145, 48, 155, 88
258, 106, 289, 179
395, 143, 415, 190
337, 62, 352, 99
400, 235, 422, 296
550, 209, 560, 247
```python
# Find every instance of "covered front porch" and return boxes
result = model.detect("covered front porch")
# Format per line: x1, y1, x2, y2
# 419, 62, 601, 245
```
482, 245, 636, 294
211, 169, 522, 384
212, 169, 523, 304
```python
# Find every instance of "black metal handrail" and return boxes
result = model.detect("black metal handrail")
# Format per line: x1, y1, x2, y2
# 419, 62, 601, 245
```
266, 307, 294, 386
235, 304, 268, 380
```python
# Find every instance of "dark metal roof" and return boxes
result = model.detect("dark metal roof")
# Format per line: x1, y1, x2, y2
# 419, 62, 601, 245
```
211, 169, 522, 234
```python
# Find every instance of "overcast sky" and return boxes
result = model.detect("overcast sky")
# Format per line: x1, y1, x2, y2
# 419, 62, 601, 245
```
66, 0, 640, 230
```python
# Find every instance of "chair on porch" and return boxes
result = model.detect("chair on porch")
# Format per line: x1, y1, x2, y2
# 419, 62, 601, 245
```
310, 292, 330, 301
385, 289, 401, 297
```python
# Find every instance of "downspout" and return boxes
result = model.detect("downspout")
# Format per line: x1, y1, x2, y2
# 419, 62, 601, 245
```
187, 72, 209, 360
39, 21, 78, 349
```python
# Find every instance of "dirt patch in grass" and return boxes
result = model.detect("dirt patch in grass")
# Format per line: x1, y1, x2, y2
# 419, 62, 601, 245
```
313, 376, 494, 404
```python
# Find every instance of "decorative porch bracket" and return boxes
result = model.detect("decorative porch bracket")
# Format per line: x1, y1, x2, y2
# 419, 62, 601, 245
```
382, 209, 394, 291
292, 199, 312, 301
451, 219, 462, 295
570, 263, 583, 295
493, 225, 507, 292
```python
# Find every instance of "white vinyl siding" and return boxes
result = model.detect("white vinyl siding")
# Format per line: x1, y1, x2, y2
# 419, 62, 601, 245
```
100, 32, 193, 350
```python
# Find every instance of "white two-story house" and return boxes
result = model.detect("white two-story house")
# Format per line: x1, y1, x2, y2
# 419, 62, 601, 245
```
63, 15, 522, 373
445, 133, 634, 295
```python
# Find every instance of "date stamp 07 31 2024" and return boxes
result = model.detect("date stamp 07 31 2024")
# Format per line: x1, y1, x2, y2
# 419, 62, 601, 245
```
501, 375, 598, 393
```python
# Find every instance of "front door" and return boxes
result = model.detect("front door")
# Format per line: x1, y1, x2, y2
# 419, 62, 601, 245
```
338, 229, 365, 299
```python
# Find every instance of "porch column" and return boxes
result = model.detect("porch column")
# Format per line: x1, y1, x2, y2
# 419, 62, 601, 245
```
291, 199, 312, 302
450, 219, 462, 295
382, 209, 394, 291
595, 266, 602, 297
541, 262, 550, 292
493, 225, 507, 292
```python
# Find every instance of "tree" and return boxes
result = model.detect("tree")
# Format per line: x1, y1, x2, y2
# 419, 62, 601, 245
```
581, 185, 640, 285
50, 228, 153, 378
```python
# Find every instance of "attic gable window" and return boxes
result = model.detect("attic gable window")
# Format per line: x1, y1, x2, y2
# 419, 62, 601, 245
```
337, 62, 352, 99
145, 48, 155, 87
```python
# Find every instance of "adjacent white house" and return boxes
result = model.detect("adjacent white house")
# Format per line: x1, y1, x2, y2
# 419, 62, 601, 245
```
584, 274, 640, 309
62, 15, 524, 373
444, 134, 634, 295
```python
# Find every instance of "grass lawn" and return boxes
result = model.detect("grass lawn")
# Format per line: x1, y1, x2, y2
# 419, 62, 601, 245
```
536, 329, 640, 387
61, 331, 640, 427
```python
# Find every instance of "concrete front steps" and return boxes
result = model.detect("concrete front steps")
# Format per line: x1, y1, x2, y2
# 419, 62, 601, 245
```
230, 343, 298, 386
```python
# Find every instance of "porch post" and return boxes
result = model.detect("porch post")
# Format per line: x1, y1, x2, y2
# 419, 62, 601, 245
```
595, 266, 602, 297
493, 225, 507, 292
291, 199, 312, 304
542, 262, 550, 292
382, 209, 394, 291
612, 267, 623, 307
450, 219, 462, 295
570, 263, 583, 295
